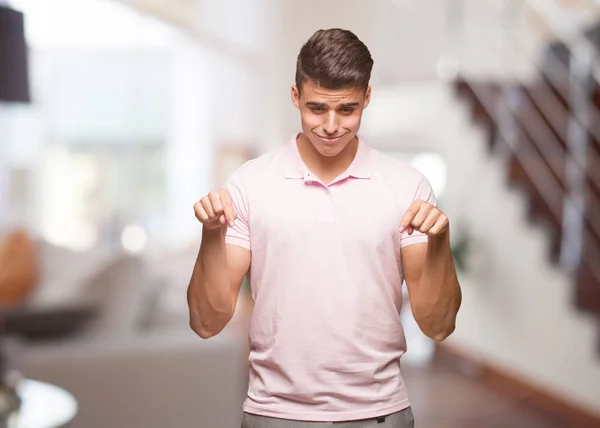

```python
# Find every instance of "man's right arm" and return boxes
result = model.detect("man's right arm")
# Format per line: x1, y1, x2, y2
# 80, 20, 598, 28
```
187, 189, 251, 339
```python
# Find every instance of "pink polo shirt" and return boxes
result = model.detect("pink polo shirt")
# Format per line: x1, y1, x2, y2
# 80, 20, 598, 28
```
224, 133, 436, 422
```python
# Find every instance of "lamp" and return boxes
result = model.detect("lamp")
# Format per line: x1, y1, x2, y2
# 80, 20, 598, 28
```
0, 3, 30, 103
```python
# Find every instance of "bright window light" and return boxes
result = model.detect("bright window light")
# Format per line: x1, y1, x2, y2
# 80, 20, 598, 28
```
121, 224, 148, 253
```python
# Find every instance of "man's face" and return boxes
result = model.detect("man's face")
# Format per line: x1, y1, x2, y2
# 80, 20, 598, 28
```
292, 79, 371, 157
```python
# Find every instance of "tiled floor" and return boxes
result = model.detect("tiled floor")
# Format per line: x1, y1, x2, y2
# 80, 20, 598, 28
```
402, 362, 567, 428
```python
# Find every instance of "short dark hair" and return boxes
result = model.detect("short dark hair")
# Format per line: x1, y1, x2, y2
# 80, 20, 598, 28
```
295, 28, 374, 94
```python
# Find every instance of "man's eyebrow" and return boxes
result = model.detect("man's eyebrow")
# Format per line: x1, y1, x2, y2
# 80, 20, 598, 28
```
305, 101, 360, 108
305, 101, 326, 107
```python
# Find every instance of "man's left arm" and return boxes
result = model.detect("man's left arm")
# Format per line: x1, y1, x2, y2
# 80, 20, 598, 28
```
399, 201, 462, 342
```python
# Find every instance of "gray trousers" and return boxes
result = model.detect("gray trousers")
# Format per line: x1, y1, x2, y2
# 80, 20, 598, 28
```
241, 406, 415, 428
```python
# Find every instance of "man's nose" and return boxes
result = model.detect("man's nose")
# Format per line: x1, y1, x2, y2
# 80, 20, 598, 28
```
323, 111, 339, 135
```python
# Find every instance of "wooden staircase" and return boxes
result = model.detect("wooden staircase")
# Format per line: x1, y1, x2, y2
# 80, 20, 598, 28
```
453, 67, 600, 351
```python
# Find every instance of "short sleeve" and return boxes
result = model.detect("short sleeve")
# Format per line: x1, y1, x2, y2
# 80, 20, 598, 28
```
223, 168, 251, 250
400, 174, 437, 248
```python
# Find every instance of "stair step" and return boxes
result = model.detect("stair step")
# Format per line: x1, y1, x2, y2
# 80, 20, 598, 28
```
454, 78, 501, 151
575, 261, 600, 314
522, 83, 568, 148
506, 152, 563, 262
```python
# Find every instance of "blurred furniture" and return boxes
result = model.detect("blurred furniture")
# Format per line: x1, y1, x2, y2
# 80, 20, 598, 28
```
13, 379, 77, 428
2, 306, 97, 343
21, 330, 247, 428
14, 241, 249, 428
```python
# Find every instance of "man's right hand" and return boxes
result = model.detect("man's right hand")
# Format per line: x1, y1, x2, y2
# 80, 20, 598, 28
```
194, 189, 237, 230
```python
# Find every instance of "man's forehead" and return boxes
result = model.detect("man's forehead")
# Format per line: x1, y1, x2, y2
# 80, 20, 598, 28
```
303, 85, 364, 104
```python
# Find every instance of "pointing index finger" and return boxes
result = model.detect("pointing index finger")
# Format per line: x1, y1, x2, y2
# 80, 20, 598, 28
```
399, 201, 421, 233
220, 189, 238, 227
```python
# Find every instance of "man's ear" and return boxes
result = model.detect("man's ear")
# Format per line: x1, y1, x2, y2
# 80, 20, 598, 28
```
364, 86, 371, 109
291, 85, 301, 109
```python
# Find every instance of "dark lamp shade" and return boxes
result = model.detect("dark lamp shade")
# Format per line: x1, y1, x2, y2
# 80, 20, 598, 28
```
0, 5, 30, 103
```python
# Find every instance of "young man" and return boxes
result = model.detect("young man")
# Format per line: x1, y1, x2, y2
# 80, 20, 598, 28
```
188, 28, 462, 428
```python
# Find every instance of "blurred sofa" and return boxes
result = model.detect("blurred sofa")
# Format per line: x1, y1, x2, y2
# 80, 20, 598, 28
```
12, 240, 250, 428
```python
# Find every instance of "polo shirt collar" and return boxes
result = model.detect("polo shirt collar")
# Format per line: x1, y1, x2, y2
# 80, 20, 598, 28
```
283, 133, 373, 180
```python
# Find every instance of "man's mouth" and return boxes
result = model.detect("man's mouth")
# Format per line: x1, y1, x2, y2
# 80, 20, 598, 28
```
316, 134, 345, 144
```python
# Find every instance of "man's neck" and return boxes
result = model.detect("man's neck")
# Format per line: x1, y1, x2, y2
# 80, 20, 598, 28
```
296, 133, 358, 184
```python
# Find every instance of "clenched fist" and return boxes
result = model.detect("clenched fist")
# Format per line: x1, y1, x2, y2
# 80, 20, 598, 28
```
398, 200, 449, 237
194, 189, 237, 230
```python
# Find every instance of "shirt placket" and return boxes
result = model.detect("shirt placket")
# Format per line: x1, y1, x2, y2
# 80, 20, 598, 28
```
304, 172, 336, 223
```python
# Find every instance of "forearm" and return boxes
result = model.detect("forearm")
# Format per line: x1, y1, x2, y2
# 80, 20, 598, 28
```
413, 232, 461, 341
187, 227, 234, 338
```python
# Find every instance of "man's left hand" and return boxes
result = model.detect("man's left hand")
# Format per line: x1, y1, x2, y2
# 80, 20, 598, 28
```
398, 200, 449, 237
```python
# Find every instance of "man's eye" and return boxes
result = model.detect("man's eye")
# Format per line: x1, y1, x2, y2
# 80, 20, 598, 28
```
311, 107, 325, 113
340, 108, 354, 114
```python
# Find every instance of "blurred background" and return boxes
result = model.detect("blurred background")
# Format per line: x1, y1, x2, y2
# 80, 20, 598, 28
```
1, 0, 600, 427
